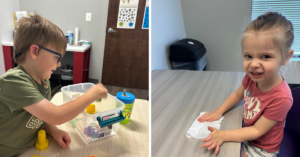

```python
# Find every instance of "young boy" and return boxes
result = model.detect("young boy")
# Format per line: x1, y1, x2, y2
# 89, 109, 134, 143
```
0, 15, 108, 156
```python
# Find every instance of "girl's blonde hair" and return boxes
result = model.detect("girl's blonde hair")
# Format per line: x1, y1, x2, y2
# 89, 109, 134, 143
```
13, 14, 67, 64
241, 12, 294, 61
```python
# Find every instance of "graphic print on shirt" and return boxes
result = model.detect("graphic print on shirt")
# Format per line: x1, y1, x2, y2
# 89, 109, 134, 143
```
243, 88, 261, 119
26, 115, 44, 129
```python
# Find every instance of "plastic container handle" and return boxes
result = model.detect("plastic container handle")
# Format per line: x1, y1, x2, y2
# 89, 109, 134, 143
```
97, 111, 125, 128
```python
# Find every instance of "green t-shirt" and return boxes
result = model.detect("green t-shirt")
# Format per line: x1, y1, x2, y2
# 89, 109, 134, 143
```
0, 65, 51, 157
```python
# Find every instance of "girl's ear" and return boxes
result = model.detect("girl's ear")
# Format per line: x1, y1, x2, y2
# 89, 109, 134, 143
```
29, 45, 40, 61
282, 49, 294, 65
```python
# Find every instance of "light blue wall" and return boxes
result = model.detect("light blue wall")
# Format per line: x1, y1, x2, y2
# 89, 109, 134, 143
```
151, 0, 186, 71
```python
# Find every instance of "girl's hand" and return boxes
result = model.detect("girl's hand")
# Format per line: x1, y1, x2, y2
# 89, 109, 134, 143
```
52, 129, 71, 148
201, 126, 225, 154
85, 83, 108, 101
197, 110, 222, 122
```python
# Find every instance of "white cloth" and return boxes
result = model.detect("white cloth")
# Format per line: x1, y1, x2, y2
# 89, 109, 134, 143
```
186, 112, 224, 139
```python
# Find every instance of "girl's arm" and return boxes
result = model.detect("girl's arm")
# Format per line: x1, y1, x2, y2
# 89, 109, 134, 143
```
216, 84, 245, 114
198, 84, 245, 122
223, 115, 277, 142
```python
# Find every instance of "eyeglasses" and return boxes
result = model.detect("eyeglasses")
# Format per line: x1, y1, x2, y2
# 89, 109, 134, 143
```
38, 45, 62, 63
14, 45, 62, 63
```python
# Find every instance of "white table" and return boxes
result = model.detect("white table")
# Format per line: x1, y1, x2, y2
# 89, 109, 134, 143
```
20, 92, 149, 157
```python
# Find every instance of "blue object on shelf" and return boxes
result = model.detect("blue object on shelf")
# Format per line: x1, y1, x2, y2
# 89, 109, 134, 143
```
97, 111, 125, 128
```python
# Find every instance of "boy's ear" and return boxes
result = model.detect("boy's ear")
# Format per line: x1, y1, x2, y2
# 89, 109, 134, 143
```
282, 49, 294, 65
29, 45, 40, 61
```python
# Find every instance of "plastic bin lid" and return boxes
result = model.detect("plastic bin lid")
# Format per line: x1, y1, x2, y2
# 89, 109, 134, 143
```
116, 90, 135, 104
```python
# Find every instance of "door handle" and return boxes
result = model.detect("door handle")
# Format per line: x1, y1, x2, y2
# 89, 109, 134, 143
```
108, 28, 117, 34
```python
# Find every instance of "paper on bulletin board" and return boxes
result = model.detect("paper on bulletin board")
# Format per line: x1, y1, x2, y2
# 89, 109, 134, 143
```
142, 0, 149, 29
117, 0, 140, 29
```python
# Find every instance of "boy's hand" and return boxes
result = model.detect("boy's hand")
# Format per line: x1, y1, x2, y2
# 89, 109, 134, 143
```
85, 83, 108, 101
201, 126, 224, 154
197, 110, 222, 122
52, 129, 71, 148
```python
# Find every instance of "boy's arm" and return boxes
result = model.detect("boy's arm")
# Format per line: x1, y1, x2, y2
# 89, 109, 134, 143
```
24, 94, 93, 125
216, 84, 245, 114
223, 115, 277, 142
44, 123, 59, 136
24, 83, 107, 125
24, 93, 95, 125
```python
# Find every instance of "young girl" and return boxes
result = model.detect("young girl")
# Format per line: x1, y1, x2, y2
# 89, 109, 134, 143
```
198, 12, 294, 157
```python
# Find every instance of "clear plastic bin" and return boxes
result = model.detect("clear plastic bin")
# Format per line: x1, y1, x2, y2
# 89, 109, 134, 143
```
61, 83, 125, 144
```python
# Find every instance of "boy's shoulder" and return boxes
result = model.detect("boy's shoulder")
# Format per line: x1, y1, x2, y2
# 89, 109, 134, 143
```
0, 66, 34, 83
0, 66, 35, 88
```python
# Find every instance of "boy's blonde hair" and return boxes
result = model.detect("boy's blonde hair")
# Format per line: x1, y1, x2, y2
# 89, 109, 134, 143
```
241, 12, 294, 61
13, 14, 67, 64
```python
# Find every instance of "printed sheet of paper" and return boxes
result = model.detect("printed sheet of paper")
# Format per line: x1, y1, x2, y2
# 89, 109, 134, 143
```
117, 0, 140, 29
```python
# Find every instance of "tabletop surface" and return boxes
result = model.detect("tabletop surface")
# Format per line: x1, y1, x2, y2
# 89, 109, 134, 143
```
20, 92, 149, 157
151, 70, 245, 157
2, 42, 90, 52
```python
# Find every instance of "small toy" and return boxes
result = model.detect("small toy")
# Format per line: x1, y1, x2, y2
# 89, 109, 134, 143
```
86, 104, 95, 114
97, 98, 101, 102
35, 130, 48, 151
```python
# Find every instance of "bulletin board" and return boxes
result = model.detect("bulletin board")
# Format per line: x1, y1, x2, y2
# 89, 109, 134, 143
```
117, 0, 140, 29
142, 0, 149, 29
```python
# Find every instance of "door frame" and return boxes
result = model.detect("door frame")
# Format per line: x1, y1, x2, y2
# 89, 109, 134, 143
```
98, 0, 109, 83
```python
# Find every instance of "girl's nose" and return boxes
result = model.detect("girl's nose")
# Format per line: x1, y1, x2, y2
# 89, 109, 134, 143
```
250, 60, 260, 69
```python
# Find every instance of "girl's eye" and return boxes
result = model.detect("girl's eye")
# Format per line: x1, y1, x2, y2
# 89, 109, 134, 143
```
262, 55, 270, 59
244, 55, 252, 58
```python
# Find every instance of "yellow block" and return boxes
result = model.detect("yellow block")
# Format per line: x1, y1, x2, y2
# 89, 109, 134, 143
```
35, 130, 49, 151
86, 104, 96, 114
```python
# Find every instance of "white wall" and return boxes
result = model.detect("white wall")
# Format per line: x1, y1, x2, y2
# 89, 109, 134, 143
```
181, 0, 251, 72
19, 0, 108, 82
0, 0, 20, 76
151, 0, 186, 71
180, 0, 300, 84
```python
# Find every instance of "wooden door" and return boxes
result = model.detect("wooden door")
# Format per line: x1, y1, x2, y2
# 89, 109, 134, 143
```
102, 0, 148, 90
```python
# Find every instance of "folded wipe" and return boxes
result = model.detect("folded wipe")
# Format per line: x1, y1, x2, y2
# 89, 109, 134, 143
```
186, 112, 224, 139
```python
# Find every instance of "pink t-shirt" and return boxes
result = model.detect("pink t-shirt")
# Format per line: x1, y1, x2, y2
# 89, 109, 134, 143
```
242, 74, 293, 153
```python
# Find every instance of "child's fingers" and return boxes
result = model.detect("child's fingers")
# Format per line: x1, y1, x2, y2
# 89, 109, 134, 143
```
202, 134, 212, 142
201, 140, 213, 148
63, 134, 71, 147
56, 136, 66, 148
208, 116, 216, 122
198, 113, 208, 122
208, 141, 217, 150
214, 144, 220, 154
208, 126, 217, 132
